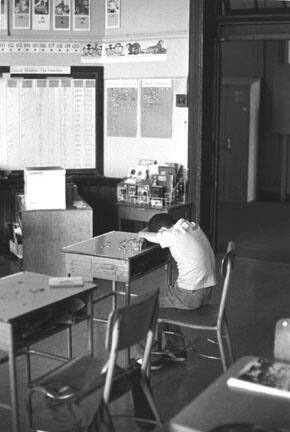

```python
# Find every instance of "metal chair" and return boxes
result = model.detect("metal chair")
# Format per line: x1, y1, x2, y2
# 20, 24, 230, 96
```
27, 289, 162, 432
157, 241, 236, 371
274, 318, 290, 361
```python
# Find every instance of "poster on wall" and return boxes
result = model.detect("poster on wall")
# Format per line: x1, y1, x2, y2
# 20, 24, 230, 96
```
73, 0, 90, 31
53, 0, 70, 30
107, 79, 137, 137
13, 0, 31, 29
0, 0, 7, 30
105, 0, 120, 29
141, 79, 173, 139
33, 0, 50, 30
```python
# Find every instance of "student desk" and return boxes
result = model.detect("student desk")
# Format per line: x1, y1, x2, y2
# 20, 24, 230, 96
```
169, 356, 290, 432
63, 232, 170, 366
0, 271, 96, 432
116, 201, 193, 231
62, 231, 171, 307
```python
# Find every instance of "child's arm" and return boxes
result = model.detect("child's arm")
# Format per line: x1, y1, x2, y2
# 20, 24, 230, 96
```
137, 230, 160, 244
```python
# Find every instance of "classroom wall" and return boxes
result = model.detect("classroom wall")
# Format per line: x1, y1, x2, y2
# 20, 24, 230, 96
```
0, 0, 190, 179
0, 0, 190, 250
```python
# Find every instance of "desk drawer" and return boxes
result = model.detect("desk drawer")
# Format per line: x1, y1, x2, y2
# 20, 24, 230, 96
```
65, 254, 93, 281
92, 257, 129, 282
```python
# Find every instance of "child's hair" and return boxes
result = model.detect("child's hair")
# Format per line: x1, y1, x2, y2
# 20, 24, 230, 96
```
148, 213, 177, 232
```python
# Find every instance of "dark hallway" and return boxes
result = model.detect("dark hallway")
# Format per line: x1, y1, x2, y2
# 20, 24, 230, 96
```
217, 201, 290, 264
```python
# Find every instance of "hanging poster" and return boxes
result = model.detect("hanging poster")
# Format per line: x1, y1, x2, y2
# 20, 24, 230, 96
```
53, 0, 70, 30
80, 38, 167, 64
107, 79, 137, 137
105, 0, 120, 29
13, 0, 31, 29
0, 0, 7, 30
73, 0, 90, 30
141, 79, 173, 138
33, 0, 50, 30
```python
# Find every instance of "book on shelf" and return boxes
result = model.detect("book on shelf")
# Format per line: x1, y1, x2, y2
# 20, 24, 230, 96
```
227, 357, 290, 399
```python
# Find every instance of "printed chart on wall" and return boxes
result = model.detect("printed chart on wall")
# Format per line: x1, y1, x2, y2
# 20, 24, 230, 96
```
0, 77, 96, 170
0, 0, 7, 30
32, 0, 50, 30
13, 0, 31, 29
107, 79, 137, 137
141, 79, 173, 138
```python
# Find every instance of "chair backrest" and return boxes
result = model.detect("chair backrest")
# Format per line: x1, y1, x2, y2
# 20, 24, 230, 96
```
217, 241, 236, 326
103, 289, 159, 402
274, 318, 290, 362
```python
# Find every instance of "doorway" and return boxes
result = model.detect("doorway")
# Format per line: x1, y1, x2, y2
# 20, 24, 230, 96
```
216, 40, 290, 264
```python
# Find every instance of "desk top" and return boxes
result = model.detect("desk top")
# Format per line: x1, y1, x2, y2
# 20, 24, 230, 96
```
170, 356, 290, 432
62, 231, 160, 261
0, 272, 96, 322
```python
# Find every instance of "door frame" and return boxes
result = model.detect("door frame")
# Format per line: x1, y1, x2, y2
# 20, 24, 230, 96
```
188, 1, 290, 248
188, 0, 221, 247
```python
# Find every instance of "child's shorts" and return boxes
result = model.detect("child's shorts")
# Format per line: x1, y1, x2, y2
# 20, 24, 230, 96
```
159, 281, 213, 310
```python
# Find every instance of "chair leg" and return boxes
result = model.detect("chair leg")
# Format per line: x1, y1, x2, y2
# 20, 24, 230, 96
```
25, 349, 34, 431
139, 375, 163, 426
223, 318, 234, 365
216, 329, 227, 372
99, 402, 115, 432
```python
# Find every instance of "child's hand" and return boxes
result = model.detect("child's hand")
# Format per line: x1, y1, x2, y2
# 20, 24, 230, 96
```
138, 227, 148, 237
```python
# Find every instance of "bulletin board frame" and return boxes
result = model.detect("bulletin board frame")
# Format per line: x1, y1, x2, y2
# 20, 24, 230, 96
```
0, 65, 104, 178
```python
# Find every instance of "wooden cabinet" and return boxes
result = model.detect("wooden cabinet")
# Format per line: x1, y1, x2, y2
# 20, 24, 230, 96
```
219, 77, 261, 202
22, 206, 92, 276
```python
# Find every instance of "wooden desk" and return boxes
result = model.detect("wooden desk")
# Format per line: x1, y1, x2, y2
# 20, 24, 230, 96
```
0, 271, 96, 432
116, 202, 193, 231
169, 356, 290, 432
63, 231, 170, 307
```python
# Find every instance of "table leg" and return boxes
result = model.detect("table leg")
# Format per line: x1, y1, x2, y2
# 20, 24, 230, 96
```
112, 280, 117, 310
280, 134, 288, 203
167, 257, 173, 288
125, 282, 130, 306
87, 292, 94, 356
8, 326, 19, 432
125, 282, 131, 364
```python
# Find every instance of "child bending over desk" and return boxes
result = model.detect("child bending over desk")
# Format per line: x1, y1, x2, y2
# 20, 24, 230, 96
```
138, 213, 217, 367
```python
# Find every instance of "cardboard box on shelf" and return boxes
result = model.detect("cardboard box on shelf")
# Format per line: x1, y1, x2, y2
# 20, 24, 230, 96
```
24, 167, 66, 210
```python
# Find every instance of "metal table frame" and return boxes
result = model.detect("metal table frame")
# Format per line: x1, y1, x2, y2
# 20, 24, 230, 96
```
0, 271, 97, 432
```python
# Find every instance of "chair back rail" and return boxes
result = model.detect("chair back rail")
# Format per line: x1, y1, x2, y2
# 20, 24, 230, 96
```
274, 318, 290, 362
217, 241, 236, 327
103, 289, 159, 403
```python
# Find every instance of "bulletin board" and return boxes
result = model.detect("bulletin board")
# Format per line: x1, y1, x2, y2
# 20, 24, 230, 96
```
0, 65, 103, 175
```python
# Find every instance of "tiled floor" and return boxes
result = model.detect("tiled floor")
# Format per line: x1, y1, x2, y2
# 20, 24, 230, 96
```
1, 252, 290, 431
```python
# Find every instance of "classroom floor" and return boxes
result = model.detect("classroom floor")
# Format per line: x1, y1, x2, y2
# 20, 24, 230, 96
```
217, 201, 290, 264
0, 250, 290, 431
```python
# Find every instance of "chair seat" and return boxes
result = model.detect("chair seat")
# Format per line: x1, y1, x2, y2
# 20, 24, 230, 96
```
31, 355, 105, 400
31, 355, 142, 403
159, 303, 219, 330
